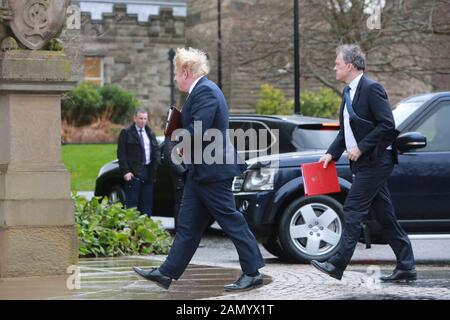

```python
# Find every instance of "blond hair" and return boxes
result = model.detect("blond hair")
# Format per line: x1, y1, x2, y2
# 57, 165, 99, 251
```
174, 47, 210, 77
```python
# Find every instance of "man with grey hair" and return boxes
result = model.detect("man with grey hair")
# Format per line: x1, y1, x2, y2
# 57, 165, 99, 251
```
117, 108, 160, 216
133, 47, 265, 291
311, 44, 416, 282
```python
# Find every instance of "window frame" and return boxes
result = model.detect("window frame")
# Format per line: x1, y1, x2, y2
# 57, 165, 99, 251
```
84, 56, 104, 86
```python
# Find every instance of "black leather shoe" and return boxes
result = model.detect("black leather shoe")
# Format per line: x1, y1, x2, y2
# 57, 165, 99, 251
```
380, 268, 417, 282
224, 273, 263, 292
132, 267, 172, 289
311, 260, 343, 280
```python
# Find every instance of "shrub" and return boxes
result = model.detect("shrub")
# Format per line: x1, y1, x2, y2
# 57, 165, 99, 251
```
62, 83, 102, 126
301, 88, 341, 119
61, 83, 140, 127
98, 85, 141, 124
256, 84, 294, 115
61, 120, 123, 144
255, 84, 341, 119
74, 195, 173, 257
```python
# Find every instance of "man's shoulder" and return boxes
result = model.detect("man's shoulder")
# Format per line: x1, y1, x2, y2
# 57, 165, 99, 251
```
361, 75, 384, 89
196, 77, 220, 93
120, 124, 134, 134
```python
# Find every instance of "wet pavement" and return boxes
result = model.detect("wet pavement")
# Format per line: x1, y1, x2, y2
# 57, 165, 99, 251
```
0, 256, 272, 300
2, 223, 450, 300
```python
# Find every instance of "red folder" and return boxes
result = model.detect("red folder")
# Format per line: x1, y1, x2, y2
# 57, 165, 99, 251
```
301, 161, 341, 196
164, 106, 182, 138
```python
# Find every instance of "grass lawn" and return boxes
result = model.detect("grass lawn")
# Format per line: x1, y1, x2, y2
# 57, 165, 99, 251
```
62, 144, 117, 191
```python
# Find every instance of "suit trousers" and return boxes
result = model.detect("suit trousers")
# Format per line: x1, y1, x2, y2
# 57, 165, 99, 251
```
328, 150, 415, 271
159, 175, 265, 279
125, 165, 154, 217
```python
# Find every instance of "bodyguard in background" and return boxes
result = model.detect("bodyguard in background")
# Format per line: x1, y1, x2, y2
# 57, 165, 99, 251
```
133, 47, 265, 291
117, 109, 161, 216
311, 45, 416, 282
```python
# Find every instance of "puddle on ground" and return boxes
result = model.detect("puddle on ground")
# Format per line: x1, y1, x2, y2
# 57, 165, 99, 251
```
0, 257, 272, 300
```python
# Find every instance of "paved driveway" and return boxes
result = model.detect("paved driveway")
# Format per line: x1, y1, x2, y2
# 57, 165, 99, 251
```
189, 230, 450, 300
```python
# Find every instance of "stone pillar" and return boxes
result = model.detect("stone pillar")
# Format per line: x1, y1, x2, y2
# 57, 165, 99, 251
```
0, 50, 77, 278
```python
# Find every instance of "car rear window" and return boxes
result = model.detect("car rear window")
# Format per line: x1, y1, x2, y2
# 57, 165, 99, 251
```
291, 127, 339, 150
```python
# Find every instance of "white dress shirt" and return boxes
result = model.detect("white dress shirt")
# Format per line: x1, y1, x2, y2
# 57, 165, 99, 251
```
344, 73, 364, 151
136, 125, 151, 164
189, 75, 205, 94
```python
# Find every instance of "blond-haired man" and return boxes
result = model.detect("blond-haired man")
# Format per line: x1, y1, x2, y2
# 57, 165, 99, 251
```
133, 47, 265, 291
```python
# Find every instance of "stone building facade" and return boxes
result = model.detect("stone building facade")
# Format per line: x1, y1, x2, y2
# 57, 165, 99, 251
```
62, 0, 187, 128
62, 0, 450, 119
186, 0, 450, 110
186, 0, 294, 113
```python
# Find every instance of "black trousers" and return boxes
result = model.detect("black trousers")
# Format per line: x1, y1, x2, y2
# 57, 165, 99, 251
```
125, 165, 154, 217
159, 175, 265, 279
328, 150, 415, 271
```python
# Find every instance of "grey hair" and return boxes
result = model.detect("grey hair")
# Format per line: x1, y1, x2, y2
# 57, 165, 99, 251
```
134, 108, 148, 115
336, 44, 366, 71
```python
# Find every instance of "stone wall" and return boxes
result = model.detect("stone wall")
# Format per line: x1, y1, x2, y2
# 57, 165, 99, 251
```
186, 0, 294, 114
187, 0, 450, 112
62, 1, 450, 117
61, 4, 185, 128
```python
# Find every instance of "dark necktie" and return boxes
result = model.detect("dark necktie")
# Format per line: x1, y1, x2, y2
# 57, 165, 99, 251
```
138, 128, 146, 164
343, 85, 356, 119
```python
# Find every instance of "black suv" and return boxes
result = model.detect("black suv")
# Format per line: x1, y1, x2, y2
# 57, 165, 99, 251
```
233, 92, 450, 263
94, 114, 339, 217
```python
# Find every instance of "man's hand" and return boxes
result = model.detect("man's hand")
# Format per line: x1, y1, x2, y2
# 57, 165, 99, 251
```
347, 146, 362, 162
124, 172, 134, 182
319, 153, 333, 168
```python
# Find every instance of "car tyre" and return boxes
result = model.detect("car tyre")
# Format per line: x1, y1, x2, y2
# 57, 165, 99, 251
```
107, 184, 126, 204
262, 235, 291, 261
278, 195, 344, 263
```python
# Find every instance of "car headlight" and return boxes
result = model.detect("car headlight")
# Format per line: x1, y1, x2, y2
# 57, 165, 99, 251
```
243, 168, 276, 191
232, 174, 245, 192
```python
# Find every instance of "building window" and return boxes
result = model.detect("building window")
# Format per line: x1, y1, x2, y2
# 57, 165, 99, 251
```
84, 57, 104, 85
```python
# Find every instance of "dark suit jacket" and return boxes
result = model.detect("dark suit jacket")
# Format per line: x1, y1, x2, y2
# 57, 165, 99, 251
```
181, 76, 247, 183
327, 75, 399, 167
117, 124, 161, 179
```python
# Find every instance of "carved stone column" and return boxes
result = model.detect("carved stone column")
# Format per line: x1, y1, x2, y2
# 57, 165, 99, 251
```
0, 50, 78, 277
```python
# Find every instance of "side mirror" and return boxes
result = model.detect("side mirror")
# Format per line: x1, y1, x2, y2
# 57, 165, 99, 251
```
397, 132, 427, 152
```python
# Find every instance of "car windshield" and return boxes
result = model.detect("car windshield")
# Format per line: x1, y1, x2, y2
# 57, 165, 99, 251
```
392, 101, 423, 126
292, 128, 339, 150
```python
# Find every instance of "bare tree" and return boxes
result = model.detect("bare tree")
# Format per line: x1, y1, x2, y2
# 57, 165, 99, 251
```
226, 0, 450, 95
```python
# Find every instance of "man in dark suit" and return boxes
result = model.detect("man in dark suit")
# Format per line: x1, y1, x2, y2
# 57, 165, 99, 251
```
311, 45, 416, 282
133, 47, 265, 291
117, 109, 161, 216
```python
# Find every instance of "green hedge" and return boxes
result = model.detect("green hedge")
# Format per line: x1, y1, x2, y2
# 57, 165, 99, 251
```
256, 84, 340, 119
301, 88, 341, 119
62, 83, 140, 127
256, 84, 294, 115
75, 195, 172, 257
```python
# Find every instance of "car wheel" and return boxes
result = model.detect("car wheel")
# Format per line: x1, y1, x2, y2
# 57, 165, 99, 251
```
108, 184, 125, 204
278, 195, 343, 263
